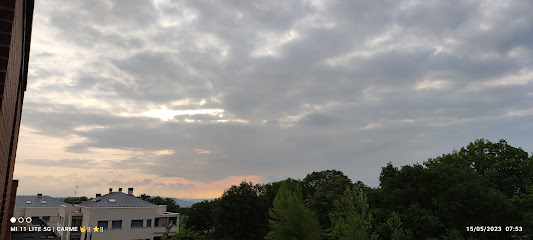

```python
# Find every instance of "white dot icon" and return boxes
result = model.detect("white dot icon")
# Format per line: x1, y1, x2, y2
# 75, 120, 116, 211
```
10, 217, 16, 223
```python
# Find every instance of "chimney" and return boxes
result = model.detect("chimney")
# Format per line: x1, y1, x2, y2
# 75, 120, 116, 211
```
128, 188, 133, 196
96, 193, 101, 198
37, 193, 42, 198
118, 188, 122, 192
109, 188, 113, 193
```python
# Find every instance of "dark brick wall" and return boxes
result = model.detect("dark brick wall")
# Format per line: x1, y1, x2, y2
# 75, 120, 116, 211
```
3, 180, 17, 240
0, 0, 32, 239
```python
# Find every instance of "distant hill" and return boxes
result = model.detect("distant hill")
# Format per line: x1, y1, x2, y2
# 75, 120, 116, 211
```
173, 198, 212, 208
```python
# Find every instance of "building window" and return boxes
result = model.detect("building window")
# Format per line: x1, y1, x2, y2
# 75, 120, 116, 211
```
25, 201, 31, 204
169, 217, 177, 225
147, 219, 152, 227
112, 220, 122, 229
97, 221, 108, 229
42, 216, 50, 222
108, 198, 116, 202
131, 220, 143, 228
154, 218, 159, 227
72, 218, 82, 228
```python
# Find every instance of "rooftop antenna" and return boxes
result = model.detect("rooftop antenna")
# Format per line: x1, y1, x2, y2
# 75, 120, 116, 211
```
74, 185, 79, 198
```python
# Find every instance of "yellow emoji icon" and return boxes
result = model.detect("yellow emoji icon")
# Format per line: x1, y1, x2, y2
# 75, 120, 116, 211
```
93, 226, 99, 232
80, 226, 86, 232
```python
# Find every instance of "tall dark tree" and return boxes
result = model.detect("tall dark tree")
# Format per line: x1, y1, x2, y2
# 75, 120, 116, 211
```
374, 139, 526, 240
185, 200, 214, 235
263, 178, 301, 210
511, 183, 533, 238
330, 185, 377, 240
163, 138, 530, 240
213, 181, 269, 240
387, 212, 411, 240
266, 183, 321, 240
301, 170, 352, 230
138, 194, 181, 213
457, 139, 533, 197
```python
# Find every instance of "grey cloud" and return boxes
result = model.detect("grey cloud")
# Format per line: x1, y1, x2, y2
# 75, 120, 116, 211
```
53, 0, 158, 30
107, 178, 153, 187
74, 76, 99, 89
65, 144, 92, 154
297, 114, 337, 127
167, 183, 196, 191
393, 1, 479, 34
19, 159, 99, 168
21, 103, 132, 137
28, 68, 57, 80
174, 114, 221, 122
21, 0, 533, 187
62, 112, 530, 184
32, 52, 54, 58
110, 51, 213, 102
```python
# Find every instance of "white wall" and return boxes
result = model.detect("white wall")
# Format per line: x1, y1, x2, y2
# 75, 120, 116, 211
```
13, 207, 60, 226
58, 205, 180, 240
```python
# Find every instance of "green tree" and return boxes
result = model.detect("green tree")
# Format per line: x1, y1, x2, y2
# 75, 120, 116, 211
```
138, 193, 151, 201
159, 197, 181, 213
512, 184, 533, 238
266, 183, 321, 240
212, 181, 269, 240
64, 196, 88, 204
387, 212, 411, 240
374, 139, 526, 240
458, 139, 533, 197
138, 194, 181, 213
186, 200, 214, 235
170, 228, 202, 240
330, 185, 377, 240
301, 170, 352, 230
263, 178, 301, 210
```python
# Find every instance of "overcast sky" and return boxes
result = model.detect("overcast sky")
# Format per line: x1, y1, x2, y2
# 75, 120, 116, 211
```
14, 0, 533, 199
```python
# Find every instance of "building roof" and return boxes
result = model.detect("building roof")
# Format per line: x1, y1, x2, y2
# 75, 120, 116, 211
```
15, 195, 65, 208
78, 192, 158, 208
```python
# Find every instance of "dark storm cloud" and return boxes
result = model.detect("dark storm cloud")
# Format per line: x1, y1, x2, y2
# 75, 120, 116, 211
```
22, 0, 533, 186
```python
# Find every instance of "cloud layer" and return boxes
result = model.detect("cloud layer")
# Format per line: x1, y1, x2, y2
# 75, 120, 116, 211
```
14, 0, 533, 198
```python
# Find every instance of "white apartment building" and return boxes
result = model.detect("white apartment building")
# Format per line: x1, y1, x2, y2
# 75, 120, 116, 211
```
14, 193, 66, 227
56, 188, 179, 240
15, 189, 179, 240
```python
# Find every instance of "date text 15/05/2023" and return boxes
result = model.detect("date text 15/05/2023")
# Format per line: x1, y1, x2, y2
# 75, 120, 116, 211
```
466, 226, 523, 232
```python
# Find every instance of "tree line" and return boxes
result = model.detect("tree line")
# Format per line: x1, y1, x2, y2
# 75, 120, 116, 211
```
171, 139, 532, 240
